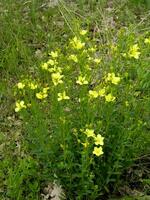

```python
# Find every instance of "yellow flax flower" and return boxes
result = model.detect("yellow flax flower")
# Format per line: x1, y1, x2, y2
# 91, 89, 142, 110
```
84, 128, 95, 138
93, 146, 103, 156
47, 59, 55, 65
94, 134, 104, 146
57, 91, 70, 101
41, 63, 48, 70
70, 36, 85, 50
28, 83, 38, 90
17, 82, 25, 89
68, 54, 78, 63
89, 90, 99, 98
105, 93, 116, 102
80, 29, 88, 35
50, 51, 58, 58
144, 37, 150, 44
15, 100, 27, 112
76, 76, 88, 85
129, 44, 140, 59
105, 73, 120, 85
43, 87, 49, 93
36, 92, 48, 100
98, 88, 105, 97
51, 72, 63, 86
93, 58, 101, 64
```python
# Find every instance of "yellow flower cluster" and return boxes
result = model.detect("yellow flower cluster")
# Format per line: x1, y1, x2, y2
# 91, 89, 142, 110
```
57, 91, 70, 101
17, 82, 25, 89
89, 88, 105, 99
76, 76, 88, 85
128, 44, 140, 59
15, 100, 27, 112
70, 36, 85, 50
84, 128, 104, 156
17, 81, 37, 90
68, 54, 78, 63
51, 72, 63, 86
88, 87, 115, 102
105, 73, 121, 85
80, 29, 88, 36
144, 37, 150, 44
41, 51, 59, 72
36, 87, 49, 99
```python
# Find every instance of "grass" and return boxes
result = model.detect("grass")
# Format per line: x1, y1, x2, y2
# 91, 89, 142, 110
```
0, 0, 150, 199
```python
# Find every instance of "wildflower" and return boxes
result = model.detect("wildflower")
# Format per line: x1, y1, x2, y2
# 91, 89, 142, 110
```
28, 83, 37, 90
89, 90, 99, 98
76, 76, 88, 85
43, 87, 49, 93
36, 92, 48, 100
144, 37, 150, 44
80, 29, 88, 35
105, 73, 120, 85
50, 51, 58, 58
57, 91, 70, 101
105, 93, 116, 102
15, 100, 26, 112
68, 54, 78, 63
47, 59, 55, 65
98, 88, 105, 97
17, 82, 25, 89
93, 146, 103, 156
70, 36, 85, 50
48, 66, 62, 73
51, 72, 63, 86
82, 142, 89, 148
111, 75, 121, 85
129, 44, 140, 59
93, 58, 101, 64
84, 128, 95, 138
41, 63, 48, 70
94, 134, 104, 146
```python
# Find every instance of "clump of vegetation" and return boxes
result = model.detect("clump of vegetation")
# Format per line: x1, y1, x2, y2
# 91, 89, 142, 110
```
11, 29, 150, 199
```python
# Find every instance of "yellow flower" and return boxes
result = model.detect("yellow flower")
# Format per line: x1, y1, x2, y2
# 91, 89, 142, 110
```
80, 29, 88, 35
111, 75, 121, 85
144, 37, 150, 44
105, 93, 116, 102
129, 44, 140, 59
28, 83, 38, 90
93, 58, 101, 64
51, 72, 63, 86
43, 87, 49, 93
41, 63, 48, 70
48, 66, 62, 73
98, 88, 105, 97
68, 54, 78, 63
47, 59, 55, 65
82, 142, 89, 148
76, 76, 88, 85
36, 92, 48, 99
84, 128, 95, 138
93, 146, 103, 156
70, 36, 85, 50
94, 134, 104, 146
15, 100, 26, 112
50, 51, 58, 58
57, 91, 70, 101
89, 90, 99, 98
17, 82, 25, 89
105, 73, 120, 85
